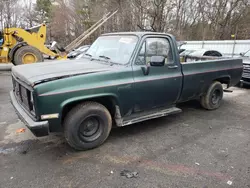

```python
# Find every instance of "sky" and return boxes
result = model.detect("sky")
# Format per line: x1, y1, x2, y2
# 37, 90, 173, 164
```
20, 0, 36, 5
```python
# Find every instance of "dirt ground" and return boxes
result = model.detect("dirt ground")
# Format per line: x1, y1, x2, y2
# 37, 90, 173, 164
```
0, 71, 250, 188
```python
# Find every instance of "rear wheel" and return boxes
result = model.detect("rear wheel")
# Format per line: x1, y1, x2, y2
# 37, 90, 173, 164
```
63, 102, 112, 150
13, 46, 44, 65
200, 81, 223, 110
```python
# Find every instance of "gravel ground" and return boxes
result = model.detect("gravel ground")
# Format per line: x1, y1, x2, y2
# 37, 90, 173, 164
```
0, 71, 250, 188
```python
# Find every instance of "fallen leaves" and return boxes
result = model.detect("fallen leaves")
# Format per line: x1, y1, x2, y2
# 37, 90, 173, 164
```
16, 128, 26, 133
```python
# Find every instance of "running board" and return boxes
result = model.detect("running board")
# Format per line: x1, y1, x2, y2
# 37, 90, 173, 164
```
122, 107, 182, 127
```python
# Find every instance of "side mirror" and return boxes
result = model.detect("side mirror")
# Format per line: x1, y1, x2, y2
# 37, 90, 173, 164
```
239, 53, 244, 57
150, 56, 165, 66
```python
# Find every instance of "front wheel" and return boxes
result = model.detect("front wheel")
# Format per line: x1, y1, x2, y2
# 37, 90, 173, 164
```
200, 81, 223, 110
63, 102, 112, 150
13, 45, 44, 65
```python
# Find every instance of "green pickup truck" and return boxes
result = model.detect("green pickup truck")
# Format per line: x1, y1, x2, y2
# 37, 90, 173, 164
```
10, 32, 243, 150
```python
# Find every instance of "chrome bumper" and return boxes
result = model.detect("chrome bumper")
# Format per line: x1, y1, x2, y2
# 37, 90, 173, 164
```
10, 91, 49, 137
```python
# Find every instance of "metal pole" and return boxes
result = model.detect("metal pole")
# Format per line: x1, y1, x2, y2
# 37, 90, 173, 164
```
232, 25, 238, 57
67, 10, 118, 52
65, 12, 111, 51
202, 40, 204, 48
232, 39, 236, 57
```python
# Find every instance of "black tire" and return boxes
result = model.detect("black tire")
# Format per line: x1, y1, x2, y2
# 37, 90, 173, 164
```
13, 45, 44, 65
238, 82, 248, 88
200, 81, 223, 110
63, 102, 112, 150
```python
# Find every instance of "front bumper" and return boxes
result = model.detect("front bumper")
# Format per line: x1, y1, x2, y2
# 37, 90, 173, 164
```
10, 91, 49, 137
240, 78, 250, 85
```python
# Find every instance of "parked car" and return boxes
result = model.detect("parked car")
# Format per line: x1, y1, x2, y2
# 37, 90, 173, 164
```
179, 49, 223, 62
10, 32, 243, 150
177, 41, 187, 54
75, 50, 89, 60
67, 45, 90, 59
180, 48, 222, 57
240, 49, 250, 86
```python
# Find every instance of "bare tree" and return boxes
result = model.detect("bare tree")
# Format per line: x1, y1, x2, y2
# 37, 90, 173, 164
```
1, 0, 249, 45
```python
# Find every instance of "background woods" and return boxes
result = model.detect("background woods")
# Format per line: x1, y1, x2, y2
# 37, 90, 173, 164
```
0, 0, 250, 45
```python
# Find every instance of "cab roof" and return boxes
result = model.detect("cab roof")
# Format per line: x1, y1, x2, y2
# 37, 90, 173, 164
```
101, 32, 173, 38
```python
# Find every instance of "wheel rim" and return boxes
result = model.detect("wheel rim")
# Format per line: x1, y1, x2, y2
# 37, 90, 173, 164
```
78, 116, 102, 142
211, 89, 221, 105
22, 53, 37, 64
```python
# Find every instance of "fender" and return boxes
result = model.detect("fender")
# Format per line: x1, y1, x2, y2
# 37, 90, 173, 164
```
215, 75, 231, 88
199, 75, 231, 96
59, 93, 121, 122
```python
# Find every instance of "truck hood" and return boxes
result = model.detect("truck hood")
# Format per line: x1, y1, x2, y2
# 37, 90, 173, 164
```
12, 59, 114, 86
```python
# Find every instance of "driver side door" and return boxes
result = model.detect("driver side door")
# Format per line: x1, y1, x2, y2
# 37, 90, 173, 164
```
132, 36, 182, 112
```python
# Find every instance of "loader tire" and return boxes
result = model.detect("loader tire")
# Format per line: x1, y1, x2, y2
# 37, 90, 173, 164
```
64, 102, 112, 151
200, 81, 223, 110
13, 46, 44, 65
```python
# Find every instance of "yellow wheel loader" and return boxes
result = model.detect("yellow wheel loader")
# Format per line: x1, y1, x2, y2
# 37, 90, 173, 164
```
0, 10, 117, 65
0, 23, 67, 65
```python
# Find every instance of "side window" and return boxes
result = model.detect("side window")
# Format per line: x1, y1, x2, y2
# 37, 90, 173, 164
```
135, 37, 173, 66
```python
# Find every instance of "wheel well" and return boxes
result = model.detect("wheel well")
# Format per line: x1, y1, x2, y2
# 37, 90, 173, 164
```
61, 96, 118, 124
214, 77, 230, 85
9, 42, 27, 63
201, 77, 230, 97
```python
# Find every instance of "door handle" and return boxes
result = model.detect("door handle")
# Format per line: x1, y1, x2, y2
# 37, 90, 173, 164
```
168, 65, 178, 69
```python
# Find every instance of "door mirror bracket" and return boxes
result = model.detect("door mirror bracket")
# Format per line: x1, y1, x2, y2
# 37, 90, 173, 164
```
141, 66, 150, 75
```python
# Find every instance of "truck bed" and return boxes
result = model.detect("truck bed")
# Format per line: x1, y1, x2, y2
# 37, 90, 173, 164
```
179, 58, 243, 102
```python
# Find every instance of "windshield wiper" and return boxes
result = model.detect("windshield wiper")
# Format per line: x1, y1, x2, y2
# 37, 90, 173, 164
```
98, 55, 122, 66
85, 53, 92, 57
99, 55, 111, 60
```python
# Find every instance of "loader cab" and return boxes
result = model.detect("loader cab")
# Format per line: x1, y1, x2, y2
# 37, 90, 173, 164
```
0, 31, 3, 46
0, 30, 9, 63
25, 25, 41, 34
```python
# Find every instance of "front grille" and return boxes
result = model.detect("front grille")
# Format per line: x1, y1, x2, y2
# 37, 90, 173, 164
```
242, 64, 250, 79
12, 76, 36, 118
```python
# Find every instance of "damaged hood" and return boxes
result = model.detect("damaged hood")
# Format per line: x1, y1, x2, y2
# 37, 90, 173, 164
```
12, 59, 115, 86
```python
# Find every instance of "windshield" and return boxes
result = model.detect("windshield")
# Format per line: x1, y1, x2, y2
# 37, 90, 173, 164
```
244, 50, 250, 57
85, 35, 138, 64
